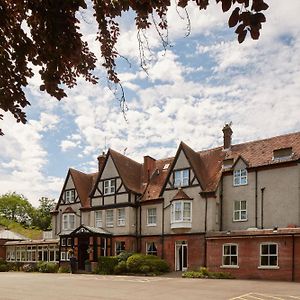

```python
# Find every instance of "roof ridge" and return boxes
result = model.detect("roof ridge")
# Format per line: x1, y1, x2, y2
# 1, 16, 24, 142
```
230, 131, 300, 148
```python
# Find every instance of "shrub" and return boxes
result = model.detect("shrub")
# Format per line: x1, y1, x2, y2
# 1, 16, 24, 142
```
0, 259, 8, 272
37, 262, 59, 273
117, 251, 132, 263
126, 254, 169, 275
114, 261, 127, 274
97, 256, 118, 275
7, 262, 22, 271
22, 264, 36, 272
182, 267, 234, 279
58, 265, 71, 273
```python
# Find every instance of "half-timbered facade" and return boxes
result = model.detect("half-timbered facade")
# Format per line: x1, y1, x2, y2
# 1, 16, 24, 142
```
49, 125, 300, 281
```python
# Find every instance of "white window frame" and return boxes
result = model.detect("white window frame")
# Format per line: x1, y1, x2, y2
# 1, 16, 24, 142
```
174, 169, 189, 188
146, 242, 157, 256
104, 179, 116, 195
233, 200, 247, 222
106, 209, 114, 227
259, 243, 278, 268
60, 251, 66, 261
233, 169, 248, 186
171, 200, 192, 228
115, 241, 125, 255
67, 238, 72, 247
117, 208, 125, 226
222, 244, 238, 267
147, 208, 157, 226
65, 189, 75, 203
61, 238, 66, 246
62, 213, 75, 231
95, 210, 103, 228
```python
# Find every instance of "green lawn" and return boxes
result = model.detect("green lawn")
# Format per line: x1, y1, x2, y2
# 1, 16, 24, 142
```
0, 217, 42, 240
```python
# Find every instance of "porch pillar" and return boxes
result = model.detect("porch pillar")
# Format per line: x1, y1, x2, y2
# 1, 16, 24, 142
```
74, 237, 78, 259
89, 236, 94, 261
97, 237, 101, 258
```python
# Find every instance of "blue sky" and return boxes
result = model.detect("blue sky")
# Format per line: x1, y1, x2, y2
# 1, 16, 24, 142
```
0, 1, 299, 206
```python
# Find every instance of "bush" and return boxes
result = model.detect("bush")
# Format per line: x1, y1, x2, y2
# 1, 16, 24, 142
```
126, 254, 169, 275
114, 261, 127, 274
7, 262, 22, 271
36, 262, 59, 273
0, 259, 8, 272
182, 267, 234, 279
58, 265, 71, 273
97, 256, 118, 275
22, 264, 36, 272
117, 251, 132, 263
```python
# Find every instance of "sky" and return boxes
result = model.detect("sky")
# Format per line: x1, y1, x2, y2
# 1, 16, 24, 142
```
0, 1, 299, 207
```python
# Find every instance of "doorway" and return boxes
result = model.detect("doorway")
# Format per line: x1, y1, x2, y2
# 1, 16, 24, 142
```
175, 241, 188, 271
78, 237, 89, 270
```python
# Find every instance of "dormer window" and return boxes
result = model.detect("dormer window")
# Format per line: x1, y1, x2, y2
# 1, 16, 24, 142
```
65, 189, 75, 203
233, 169, 247, 186
104, 179, 115, 195
174, 169, 189, 188
273, 147, 293, 162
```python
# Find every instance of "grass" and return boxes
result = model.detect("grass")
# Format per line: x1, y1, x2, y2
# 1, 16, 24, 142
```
0, 217, 42, 240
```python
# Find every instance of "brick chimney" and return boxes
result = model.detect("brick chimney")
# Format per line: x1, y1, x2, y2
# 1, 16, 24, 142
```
97, 152, 106, 172
222, 123, 233, 150
143, 156, 156, 184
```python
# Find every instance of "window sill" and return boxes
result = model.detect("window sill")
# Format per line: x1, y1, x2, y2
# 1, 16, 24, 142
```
147, 224, 157, 227
232, 219, 248, 222
171, 221, 192, 229
117, 224, 125, 227
258, 266, 279, 270
106, 225, 114, 228
220, 265, 239, 269
233, 183, 248, 187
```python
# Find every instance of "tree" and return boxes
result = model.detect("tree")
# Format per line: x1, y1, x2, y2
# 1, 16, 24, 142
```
0, 0, 269, 135
31, 197, 56, 231
0, 192, 34, 225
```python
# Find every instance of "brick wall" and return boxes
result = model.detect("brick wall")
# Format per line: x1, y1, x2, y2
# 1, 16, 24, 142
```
141, 234, 205, 271
111, 236, 137, 255
207, 235, 300, 281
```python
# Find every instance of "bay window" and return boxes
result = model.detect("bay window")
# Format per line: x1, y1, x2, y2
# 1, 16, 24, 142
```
171, 200, 192, 229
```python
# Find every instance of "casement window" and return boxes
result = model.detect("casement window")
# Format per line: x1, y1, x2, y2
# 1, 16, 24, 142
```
67, 238, 72, 247
115, 241, 125, 255
117, 208, 125, 226
233, 200, 247, 221
61, 238, 66, 246
233, 169, 248, 186
65, 189, 75, 203
61, 251, 68, 261
174, 169, 189, 188
147, 208, 157, 226
63, 213, 75, 230
95, 211, 103, 228
104, 179, 116, 195
146, 242, 157, 256
222, 244, 238, 266
106, 209, 114, 227
171, 201, 192, 229
27, 246, 36, 262
260, 243, 278, 267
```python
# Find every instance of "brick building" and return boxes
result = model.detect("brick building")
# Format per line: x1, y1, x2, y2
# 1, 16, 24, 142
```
15, 125, 300, 280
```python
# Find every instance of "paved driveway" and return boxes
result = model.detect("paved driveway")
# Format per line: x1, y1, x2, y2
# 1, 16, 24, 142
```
0, 272, 299, 300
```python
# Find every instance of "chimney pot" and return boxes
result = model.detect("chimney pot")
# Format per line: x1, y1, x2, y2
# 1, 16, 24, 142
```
97, 152, 106, 172
222, 124, 233, 150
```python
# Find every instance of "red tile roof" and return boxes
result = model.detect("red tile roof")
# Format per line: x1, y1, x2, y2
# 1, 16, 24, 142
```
59, 130, 300, 206
171, 188, 193, 201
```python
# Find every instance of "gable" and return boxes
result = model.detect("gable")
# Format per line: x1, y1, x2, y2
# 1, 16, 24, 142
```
101, 156, 119, 179
55, 171, 79, 209
233, 157, 247, 170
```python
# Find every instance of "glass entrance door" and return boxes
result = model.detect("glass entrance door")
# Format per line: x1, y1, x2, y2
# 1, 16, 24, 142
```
175, 241, 188, 271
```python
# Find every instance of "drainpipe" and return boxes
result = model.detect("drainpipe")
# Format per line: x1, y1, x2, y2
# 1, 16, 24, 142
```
204, 195, 208, 268
161, 201, 165, 259
220, 177, 223, 231
255, 170, 258, 228
292, 234, 295, 282
261, 187, 265, 229
139, 201, 142, 253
